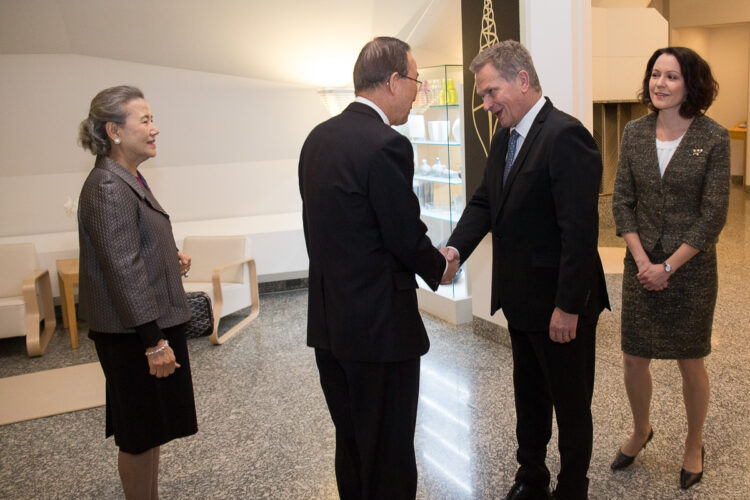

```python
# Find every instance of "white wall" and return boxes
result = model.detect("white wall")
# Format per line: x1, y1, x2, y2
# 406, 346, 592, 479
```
521, 0, 594, 130
0, 54, 329, 237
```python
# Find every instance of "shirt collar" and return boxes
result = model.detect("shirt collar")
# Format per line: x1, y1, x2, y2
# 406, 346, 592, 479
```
512, 95, 545, 139
355, 96, 390, 125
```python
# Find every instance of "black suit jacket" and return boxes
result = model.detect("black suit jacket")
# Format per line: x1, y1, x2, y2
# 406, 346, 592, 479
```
299, 102, 445, 362
447, 98, 609, 331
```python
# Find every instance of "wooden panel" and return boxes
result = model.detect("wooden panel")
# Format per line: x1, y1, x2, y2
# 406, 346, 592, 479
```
594, 101, 649, 196
601, 103, 619, 195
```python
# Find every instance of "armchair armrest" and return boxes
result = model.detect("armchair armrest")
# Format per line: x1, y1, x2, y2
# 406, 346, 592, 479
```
21, 269, 57, 356
209, 257, 259, 345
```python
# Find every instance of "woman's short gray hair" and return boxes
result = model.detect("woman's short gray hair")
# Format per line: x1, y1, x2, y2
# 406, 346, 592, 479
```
470, 40, 541, 92
78, 85, 144, 156
353, 37, 411, 93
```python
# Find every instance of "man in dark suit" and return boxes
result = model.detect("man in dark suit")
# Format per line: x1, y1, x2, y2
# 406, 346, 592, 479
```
298, 37, 457, 499
443, 41, 610, 500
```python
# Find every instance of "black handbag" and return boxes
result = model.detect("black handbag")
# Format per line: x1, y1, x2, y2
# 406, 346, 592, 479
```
185, 291, 214, 338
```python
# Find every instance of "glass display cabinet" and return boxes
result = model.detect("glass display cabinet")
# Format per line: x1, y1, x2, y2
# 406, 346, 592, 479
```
393, 64, 471, 322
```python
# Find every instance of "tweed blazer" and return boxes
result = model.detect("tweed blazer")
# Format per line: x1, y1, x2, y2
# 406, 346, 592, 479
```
77, 156, 190, 335
612, 113, 730, 254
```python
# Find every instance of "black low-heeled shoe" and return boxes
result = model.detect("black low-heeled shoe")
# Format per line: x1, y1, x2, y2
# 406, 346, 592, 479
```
610, 428, 654, 470
680, 446, 705, 490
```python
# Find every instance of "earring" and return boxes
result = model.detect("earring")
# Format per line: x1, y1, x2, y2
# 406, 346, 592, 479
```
113, 138, 121, 145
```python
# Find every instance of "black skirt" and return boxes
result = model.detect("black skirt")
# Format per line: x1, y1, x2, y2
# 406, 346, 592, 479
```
621, 243, 717, 359
90, 324, 198, 454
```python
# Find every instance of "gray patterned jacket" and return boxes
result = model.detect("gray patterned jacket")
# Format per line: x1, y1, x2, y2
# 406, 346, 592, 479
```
77, 156, 190, 334
612, 113, 730, 254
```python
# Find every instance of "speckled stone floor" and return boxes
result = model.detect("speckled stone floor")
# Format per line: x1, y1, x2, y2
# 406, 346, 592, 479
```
1, 185, 749, 499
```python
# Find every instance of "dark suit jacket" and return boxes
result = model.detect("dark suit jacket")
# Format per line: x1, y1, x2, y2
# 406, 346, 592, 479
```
78, 156, 190, 335
447, 98, 609, 331
612, 113, 730, 254
299, 102, 445, 362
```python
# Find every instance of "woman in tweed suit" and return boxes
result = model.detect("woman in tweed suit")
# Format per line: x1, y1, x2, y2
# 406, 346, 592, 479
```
611, 48, 729, 489
78, 86, 197, 499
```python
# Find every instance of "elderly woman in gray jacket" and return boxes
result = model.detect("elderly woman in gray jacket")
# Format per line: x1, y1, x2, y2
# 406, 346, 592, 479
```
78, 86, 197, 499
611, 48, 729, 490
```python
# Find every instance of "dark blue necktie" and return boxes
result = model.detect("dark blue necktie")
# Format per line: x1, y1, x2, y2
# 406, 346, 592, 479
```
503, 129, 520, 184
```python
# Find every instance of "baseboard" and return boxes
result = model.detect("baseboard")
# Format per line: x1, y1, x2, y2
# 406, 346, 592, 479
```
258, 278, 309, 295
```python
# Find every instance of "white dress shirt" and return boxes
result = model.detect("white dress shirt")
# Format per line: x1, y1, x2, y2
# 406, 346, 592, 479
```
507, 95, 546, 165
355, 96, 390, 125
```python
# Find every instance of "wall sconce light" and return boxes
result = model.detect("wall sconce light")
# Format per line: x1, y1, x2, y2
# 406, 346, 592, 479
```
317, 88, 355, 116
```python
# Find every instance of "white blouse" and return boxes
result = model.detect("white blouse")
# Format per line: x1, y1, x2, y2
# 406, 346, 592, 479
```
656, 134, 685, 177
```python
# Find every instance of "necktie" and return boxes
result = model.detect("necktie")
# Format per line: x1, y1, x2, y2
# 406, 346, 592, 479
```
503, 129, 520, 184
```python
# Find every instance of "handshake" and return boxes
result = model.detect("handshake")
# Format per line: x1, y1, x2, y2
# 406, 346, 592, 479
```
439, 247, 460, 285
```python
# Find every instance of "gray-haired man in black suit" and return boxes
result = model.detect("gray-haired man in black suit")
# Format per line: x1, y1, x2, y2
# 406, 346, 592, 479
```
298, 37, 458, 499
444, 41, 610, 500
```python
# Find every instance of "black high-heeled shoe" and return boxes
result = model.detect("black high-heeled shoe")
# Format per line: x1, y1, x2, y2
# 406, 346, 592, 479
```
610, 428, 654, 470
680, 445, 705, 490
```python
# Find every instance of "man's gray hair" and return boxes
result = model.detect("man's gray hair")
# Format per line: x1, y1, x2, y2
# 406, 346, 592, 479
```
470, 40, 541, 92
353, 37, 411, 93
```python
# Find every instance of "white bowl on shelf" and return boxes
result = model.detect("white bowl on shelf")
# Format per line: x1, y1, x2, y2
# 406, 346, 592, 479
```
428, 121, 449, 142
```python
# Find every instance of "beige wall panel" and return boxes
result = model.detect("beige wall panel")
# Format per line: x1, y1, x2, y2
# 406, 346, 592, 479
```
673, 26, 749, 178
592, 8, 667, 57
592, 56, 648, 101
704, 25, 750, 130
592, 8, 668, 101
670, 27, 709, 57
670, 0, 750, 28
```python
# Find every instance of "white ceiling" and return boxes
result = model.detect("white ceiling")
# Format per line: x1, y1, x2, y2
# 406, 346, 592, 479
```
0, 0, 462, 87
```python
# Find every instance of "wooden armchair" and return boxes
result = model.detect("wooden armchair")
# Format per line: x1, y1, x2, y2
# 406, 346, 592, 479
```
181, 236, 259, 345
0, 243, 56, 356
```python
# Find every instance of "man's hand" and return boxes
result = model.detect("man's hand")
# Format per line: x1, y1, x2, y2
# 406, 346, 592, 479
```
439, 247, 460, 284
549, 307, 578, 343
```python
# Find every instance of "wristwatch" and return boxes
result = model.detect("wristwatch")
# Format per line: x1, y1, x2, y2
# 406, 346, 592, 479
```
663, 261, 673, 273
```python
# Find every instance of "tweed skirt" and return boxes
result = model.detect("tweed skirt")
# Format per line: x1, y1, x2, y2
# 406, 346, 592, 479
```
621, 243, 717, 359
90, 323, 198, 454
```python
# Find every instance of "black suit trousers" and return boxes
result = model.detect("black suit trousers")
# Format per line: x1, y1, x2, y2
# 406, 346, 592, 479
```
509, 321, 597, 500
315, 348, 421, 500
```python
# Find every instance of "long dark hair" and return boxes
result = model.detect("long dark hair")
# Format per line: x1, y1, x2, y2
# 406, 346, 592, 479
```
639, 47, 718, 118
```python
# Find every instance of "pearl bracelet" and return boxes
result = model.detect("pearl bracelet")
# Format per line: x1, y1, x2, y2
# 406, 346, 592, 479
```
145, 340, 169, 357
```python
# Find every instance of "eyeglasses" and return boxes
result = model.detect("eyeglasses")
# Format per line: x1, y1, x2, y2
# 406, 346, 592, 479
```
398, 74, 423, 86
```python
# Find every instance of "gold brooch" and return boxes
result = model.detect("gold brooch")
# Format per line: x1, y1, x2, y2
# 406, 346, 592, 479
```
692, 148, 703, 156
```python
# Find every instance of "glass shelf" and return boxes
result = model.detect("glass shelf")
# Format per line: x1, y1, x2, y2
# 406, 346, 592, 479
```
414, 174, 462, 184
411, 104, 461, 114
420, 207, 462, 223
411, 140, 462, 146
398, 64, 467, 303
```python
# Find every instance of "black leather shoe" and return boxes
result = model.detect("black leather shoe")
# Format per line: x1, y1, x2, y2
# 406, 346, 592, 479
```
504, 481, 553, 500
610, 428, 654, 470
680, 446, 705, 489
